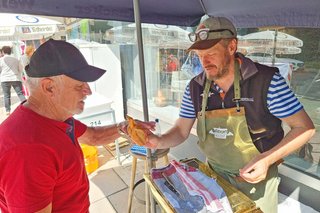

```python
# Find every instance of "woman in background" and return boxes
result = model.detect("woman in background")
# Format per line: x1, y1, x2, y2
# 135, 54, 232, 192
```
19, 45, 35, 97
20, 46, 35, 69
0, 46, 26, 115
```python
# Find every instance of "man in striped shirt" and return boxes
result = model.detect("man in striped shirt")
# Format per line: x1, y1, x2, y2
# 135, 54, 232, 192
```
145, 17, 315, 213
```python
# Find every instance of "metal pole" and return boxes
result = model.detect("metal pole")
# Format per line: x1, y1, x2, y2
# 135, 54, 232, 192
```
272, 29, 278, 66
132, 0, 156, 212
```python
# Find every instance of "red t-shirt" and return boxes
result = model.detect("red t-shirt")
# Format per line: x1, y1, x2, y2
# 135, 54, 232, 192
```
0, 105, 89, 213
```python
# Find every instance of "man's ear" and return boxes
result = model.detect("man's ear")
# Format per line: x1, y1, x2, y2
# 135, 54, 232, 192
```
40, 78, 55, 95
228, 39, 238, 55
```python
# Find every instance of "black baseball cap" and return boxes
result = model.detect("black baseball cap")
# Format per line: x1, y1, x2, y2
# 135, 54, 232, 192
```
25, 39, 106, 82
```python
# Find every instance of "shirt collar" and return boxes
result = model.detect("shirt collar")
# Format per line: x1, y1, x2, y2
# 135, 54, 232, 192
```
20, 104, 72, 133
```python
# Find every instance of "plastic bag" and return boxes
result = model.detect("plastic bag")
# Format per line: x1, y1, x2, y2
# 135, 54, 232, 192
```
181, 53, 203, 78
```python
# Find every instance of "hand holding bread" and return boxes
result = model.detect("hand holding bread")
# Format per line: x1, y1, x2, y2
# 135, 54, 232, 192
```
122, 115, 155, 146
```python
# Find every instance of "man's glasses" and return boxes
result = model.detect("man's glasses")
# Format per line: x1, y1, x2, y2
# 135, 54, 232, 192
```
188, 28, 235, 42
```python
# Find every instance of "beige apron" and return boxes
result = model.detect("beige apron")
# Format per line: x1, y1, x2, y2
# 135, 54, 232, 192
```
197, 61, 279, 213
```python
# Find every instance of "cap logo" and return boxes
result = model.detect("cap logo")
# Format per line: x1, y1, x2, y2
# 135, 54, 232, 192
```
197, 23, 207, 30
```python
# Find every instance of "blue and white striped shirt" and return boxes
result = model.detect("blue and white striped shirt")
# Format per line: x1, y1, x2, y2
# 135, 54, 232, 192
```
179, 72, 303, 119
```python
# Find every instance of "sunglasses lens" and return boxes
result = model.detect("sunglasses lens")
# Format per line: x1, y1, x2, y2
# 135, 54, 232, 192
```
198, 31, 208, 41
188, 33, 196, 42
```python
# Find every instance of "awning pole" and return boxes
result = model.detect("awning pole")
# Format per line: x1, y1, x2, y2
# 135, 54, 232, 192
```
133, 0, 156, 212
272, 29, 278, 66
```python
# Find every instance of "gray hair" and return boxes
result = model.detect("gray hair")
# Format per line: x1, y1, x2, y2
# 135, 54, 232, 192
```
25, 75, 64, 94
25, 76, 41, 93
220, 38, 237, 48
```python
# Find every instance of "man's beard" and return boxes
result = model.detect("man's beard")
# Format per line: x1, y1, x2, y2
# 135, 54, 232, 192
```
211, 53, 232, 81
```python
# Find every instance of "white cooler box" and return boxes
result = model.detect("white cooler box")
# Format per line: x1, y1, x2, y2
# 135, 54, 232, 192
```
74, 93, 115, 127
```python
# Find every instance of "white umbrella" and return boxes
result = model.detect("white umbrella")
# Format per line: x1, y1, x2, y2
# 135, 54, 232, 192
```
238, 45, 301, 55
238, 30, 303, 48
238, 30, 303, 65
106, 23, 192, 49
0, 13, 63, 41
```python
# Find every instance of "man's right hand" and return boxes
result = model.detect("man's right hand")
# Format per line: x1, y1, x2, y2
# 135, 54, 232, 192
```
145, 117, 196, 150
120, 116, 156, 146
145, 133, 160, 149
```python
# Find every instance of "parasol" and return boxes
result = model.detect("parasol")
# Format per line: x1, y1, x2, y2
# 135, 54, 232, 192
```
106, 23, 192, 49
0, 13, 63, 41
238, 30, 303, 64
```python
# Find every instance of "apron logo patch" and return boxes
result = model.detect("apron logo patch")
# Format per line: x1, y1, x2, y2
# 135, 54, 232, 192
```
209, 127, 234, 139
239, 97, 254, 102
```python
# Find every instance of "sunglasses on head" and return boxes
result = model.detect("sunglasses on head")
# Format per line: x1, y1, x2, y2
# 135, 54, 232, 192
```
188, 28, 235, 42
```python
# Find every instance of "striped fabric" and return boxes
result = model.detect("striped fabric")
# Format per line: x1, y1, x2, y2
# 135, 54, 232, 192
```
170, 160, 227, 212
267, 72, 303, 118
179, 84, 197, 118
179, 73, 302, 119
151, 160, 233, 212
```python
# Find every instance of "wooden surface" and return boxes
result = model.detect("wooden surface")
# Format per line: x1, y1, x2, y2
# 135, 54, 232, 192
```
104, 137, 129, 151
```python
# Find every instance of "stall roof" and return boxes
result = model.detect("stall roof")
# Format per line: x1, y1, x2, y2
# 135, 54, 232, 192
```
0, 0, 320, 28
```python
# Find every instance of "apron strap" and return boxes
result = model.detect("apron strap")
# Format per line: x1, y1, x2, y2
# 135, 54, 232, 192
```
200, 78, 212, 115
198, 79, 212, 142
233, 59, 241, 112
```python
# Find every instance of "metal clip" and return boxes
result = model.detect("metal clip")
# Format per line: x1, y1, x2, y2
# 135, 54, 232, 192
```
232, 99, 241, 112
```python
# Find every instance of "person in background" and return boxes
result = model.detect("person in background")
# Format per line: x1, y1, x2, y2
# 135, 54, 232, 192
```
20, 45, 35, 70
0, 46, 26, 115
163, 53, 179, 86
143, 17, 315, 213
161, 49, 168, 72
19, 45, 36, 97
0, 39, 155, 213
167, 54, 179, 72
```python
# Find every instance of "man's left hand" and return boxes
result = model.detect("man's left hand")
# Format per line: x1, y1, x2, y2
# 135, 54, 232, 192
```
239, 155, 269, 183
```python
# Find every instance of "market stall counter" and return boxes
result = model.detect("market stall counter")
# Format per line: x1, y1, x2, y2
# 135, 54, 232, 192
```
144, 158, 263, 213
